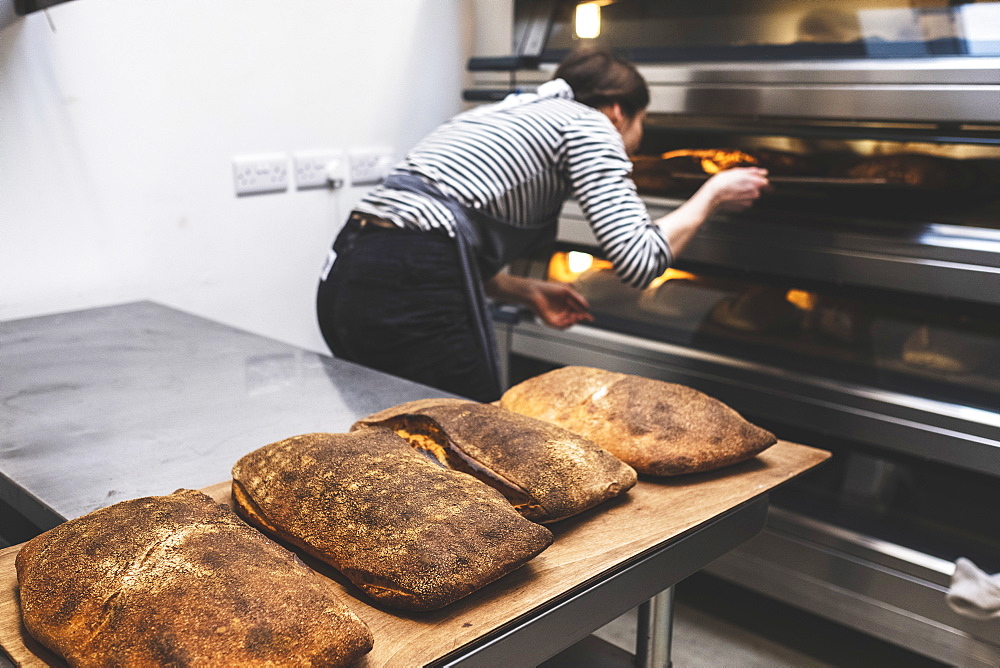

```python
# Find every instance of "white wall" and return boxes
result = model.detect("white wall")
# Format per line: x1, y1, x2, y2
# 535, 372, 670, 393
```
1, 0, 474, 353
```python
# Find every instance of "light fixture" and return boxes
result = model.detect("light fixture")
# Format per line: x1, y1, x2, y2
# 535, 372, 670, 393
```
575, 1, 602, 39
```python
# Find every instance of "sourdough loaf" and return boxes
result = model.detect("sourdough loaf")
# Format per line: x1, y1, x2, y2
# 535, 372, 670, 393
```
15, 489, 373, 667
232, 430, 553, 611
499, 367, 777, 476
353, 398, 636, 523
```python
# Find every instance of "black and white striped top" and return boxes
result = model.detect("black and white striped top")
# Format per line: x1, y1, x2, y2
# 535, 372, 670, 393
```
355, 79, 672, 288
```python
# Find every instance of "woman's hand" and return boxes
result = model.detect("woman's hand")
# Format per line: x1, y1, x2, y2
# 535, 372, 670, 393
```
525, 279, 594, 329
703, 167, 771, 212
485, 274, 594, 330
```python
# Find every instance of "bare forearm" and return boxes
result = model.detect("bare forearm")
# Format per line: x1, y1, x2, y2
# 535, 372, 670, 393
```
654, 167, 770, 258
484, 273, 532, 305
653, 186, 718, 257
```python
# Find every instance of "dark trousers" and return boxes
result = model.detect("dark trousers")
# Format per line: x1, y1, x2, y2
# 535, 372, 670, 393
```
316, 223, 501, 403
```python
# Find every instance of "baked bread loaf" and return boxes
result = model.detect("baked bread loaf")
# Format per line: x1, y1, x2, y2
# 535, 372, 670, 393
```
802, 295, 865, 344
637, 276, 728, 323
15, 489, 373, 667
831, 153, 956, 188
232, 430, 553, 611
709, 286, 802, 333
573, 267, 636, 305
353, 398, 637, 523
902, 324, 987, 374
498, 367, 777, 476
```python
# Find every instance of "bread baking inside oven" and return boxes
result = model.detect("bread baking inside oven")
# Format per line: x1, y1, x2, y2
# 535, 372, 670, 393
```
831, 153, 958, 188
353, 398, 637, 523
902, 324, 987, 374
572, 267, 636, 304
709, 286, 803, 333
637, 275, 730, 323
499, 367, 777, 476
651, 148, 817, 178
231, 429, 553, 611
15, 489, 374, 668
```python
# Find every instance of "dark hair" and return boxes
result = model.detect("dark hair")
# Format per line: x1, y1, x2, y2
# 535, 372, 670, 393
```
553, 47, 649, 118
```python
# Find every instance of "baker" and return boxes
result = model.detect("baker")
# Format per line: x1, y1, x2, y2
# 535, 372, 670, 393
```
316, 47, 769, 402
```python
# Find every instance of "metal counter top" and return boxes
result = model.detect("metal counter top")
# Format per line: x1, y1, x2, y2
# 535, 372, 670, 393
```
1, 301, 451, 533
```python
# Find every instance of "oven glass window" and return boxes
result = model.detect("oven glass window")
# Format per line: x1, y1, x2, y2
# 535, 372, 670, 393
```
533, 251, 1000, 412
631, 123, 1000, 230
531, 0, 1000, 60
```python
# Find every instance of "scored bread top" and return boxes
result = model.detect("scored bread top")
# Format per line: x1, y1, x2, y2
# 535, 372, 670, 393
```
15, 489, 373, 668
499, 366, 777, 476
231, 430, 553, 611
353, 399, 636, 523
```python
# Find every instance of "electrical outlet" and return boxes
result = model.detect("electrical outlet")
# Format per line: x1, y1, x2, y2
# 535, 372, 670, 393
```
232, 154, 289, 196
348, 147, 394, 186
294, 149, 346, 190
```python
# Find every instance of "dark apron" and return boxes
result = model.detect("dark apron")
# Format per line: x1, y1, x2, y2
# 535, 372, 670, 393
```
380, 173, 556, 394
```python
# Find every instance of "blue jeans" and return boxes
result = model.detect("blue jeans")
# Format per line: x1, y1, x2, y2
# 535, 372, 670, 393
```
316, 220, 501, 402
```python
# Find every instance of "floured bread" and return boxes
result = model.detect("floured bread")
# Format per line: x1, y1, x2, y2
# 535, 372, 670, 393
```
232, 430, 553, 611
902, 324, 986, 374
15, 489, 373, 668
499, 367, 777, 476
353, 398, 636, 523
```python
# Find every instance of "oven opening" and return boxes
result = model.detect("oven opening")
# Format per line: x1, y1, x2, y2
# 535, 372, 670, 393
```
633, 118, 1000, 230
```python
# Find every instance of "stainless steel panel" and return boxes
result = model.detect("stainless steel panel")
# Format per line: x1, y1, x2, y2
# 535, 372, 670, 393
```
470, 60, 1000, 122
638, 59, 1000, 86
647, 82, 1000, 123
705, 509, 1000, 667
766, 507, 954, 585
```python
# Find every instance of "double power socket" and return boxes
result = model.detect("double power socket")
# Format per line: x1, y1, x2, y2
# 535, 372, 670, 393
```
232, 148, 393, 196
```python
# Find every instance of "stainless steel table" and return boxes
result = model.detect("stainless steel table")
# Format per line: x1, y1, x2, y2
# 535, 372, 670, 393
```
0, 302, 827, 667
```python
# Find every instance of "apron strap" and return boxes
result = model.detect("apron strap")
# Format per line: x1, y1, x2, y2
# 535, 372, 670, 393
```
381, 174, 506, 396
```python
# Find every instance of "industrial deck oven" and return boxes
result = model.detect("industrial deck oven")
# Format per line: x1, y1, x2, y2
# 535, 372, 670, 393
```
469, 1, 1000, 665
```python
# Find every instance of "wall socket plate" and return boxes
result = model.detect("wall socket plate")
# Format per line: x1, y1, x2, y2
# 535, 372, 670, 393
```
233, 154, 289, 196
293, 149, 346, 190
348, 147, 394, 186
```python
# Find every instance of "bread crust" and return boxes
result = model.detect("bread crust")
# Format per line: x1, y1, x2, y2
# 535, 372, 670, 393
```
15, 489, 373, 667
499, 367, 777, 476
353, 399, 637, 523
231, 430, 553, 611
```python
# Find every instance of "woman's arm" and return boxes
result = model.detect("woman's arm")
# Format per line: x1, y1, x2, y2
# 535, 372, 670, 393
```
563, 114, 770, 288
654, 167, 770, 257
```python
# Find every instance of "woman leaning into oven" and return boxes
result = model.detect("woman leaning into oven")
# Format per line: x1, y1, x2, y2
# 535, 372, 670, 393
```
316, 47, 769, 403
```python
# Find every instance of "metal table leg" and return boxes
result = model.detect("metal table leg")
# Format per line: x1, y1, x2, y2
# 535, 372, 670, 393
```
635, 588, 674, 668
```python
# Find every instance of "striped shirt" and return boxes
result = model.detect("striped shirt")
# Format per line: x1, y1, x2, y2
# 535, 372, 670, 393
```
355, 79, 672, 288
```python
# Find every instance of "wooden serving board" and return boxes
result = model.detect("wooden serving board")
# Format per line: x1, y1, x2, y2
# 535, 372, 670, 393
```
0, 441, 829, 667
